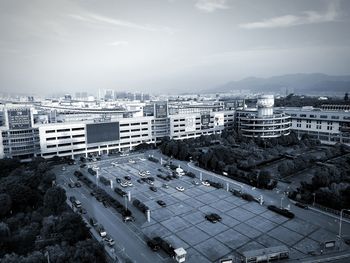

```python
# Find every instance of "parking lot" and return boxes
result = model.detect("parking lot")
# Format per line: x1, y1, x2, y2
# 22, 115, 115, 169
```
71, 152, 348, 263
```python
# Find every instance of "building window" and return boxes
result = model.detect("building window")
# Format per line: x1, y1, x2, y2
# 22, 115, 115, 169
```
320, 115, 328, 119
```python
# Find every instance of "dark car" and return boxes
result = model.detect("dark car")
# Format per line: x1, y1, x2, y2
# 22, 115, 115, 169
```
80, 164, 86, 168
150, 186, 157, 192
89, 217, 98, 226
295, 202, 308, 209
116, 178, 121, 183
157, 200, 166, 207
137, 179, 144, 184
205, 213, 222, 223
75, 182, 82, 188
77, 207, 87, 214
147, 237, 162, 251
102, 201, 110, 208
124, 176, 131, 181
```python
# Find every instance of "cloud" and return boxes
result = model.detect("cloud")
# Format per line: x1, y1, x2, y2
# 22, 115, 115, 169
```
107, 41, 129, 47
239, 2, 338, 29
68, 13, 174, 34
194, 0, 229, 13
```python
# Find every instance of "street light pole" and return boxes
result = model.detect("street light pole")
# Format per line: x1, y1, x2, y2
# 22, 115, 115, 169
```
280, 196, 284, 209
338, 209, 350, 241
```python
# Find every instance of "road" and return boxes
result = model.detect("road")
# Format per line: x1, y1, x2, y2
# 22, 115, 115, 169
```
55, 164, 169, 263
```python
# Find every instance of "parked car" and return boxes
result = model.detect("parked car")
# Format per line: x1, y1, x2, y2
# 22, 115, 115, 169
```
157, 200, 166, 207
137, 179, 144, 184
75, 182, 82, 187
176, 186, 185, 192
89, 217, 98, 226
116, 178, 121, 183
104, 235, 115, 247
68, 183, 75, 188
147, 237, 162, 251
192, 180, 200, 185
97, 225, 107, 237
150, 186, 158, 192
205, 213, 222, 223
202, 181, 210, 187
123, 215, 135, 222
162, 183, 169, 189
124, 176, 131, 181
120, 181, 128, 188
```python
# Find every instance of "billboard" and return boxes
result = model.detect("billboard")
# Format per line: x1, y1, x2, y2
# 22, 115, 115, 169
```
155, 101, 168, 118
8, 109, 32, 129
214, 113, 224, 126
86, 122, 119, 144
185, 116, 196, 132
201, 113, 210, 129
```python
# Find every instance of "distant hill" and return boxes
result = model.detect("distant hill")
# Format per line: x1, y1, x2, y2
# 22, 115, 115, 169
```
209, 73, 350, 95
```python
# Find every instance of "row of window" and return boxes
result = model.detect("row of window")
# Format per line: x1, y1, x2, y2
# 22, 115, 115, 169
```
291, 113, 348, 120
45, 127, 84, 133
120, 122, 148, 127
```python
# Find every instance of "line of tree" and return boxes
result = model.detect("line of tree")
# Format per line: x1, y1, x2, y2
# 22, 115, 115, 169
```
0, 158, 106, 263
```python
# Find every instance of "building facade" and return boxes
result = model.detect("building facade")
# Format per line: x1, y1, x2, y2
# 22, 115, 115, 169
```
236, 95, 291, 138
0, 102, 234, 159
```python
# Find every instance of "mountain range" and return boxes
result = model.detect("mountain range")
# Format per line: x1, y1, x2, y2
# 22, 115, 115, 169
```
209, 73, 350, 95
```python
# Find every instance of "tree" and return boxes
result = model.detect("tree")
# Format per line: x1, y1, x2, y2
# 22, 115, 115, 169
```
0, 222, 11, 238
55, 212, 90, 244
0, 193, 12, 218
345, 92, 349, 101
70, 240, 106, 263
258, 170, 272, 188
43, 187, 67, 215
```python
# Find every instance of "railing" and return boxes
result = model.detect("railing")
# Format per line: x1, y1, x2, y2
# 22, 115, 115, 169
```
313, 203, 350, 220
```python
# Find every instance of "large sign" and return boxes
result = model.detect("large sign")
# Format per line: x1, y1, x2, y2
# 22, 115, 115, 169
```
185, 116, 196, 132
8, 109, 32, 129
86, 122, 119, 144
214, 113, 224, 127
201, 113, 210, 129
155, 101, 168, 118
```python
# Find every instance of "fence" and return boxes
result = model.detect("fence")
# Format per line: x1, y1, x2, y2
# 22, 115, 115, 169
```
314, 203, 350, 220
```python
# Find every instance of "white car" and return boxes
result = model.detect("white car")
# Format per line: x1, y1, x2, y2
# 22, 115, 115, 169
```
128, 159, 136, 164
192, 180, 200, 185
61, 166, 66, 171
120, 181, 128, 188
104, 235, 115, 246
202, 181, 210, 187
145, 171, 151, 175
127, 181, 133, 187
176, 186, 185, 192
111, 162, 118, 167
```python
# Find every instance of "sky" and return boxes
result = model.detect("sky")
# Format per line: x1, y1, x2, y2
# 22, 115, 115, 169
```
0, 0, 349, 95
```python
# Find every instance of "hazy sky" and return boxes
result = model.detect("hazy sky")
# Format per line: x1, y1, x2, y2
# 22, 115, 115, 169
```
0, 0, 349, 95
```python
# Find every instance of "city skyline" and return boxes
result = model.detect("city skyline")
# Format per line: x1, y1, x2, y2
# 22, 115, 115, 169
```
0, 0, 349, 95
